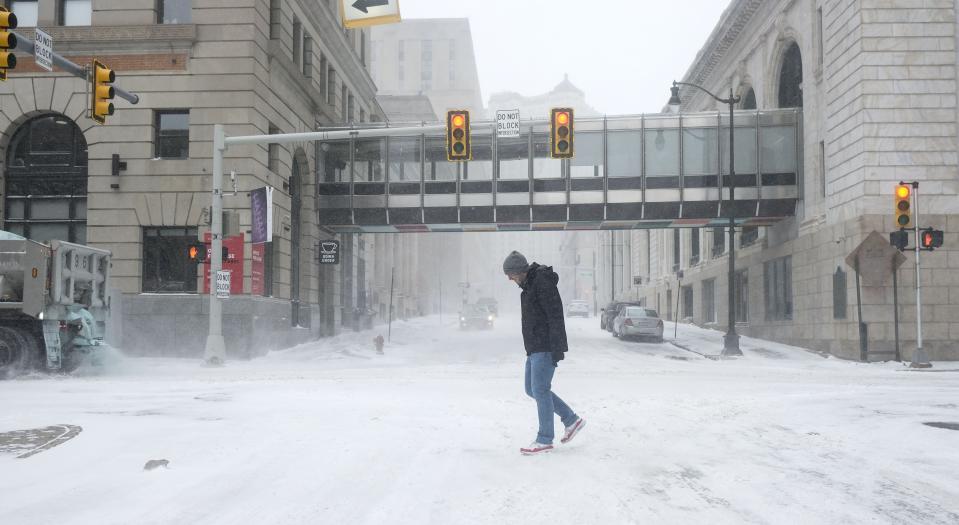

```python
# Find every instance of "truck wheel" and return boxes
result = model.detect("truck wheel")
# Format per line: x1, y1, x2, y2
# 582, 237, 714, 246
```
0, 326, 39, 379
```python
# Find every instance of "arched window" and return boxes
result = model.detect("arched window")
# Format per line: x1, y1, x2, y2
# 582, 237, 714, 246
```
778, 43, 803, 108
4, 114, 88, 243
741, 87, 757, 110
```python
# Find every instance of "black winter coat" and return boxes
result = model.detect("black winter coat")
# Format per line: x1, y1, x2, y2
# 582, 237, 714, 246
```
519, 263, 568, 362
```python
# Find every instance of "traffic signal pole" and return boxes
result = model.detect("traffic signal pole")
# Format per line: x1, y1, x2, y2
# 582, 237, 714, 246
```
203, 124, 227, 365
11, 30, 139, 104
908, 182, 931, 368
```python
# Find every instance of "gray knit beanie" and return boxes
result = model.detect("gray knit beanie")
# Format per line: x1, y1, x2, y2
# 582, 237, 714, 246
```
502, 251, 530, 275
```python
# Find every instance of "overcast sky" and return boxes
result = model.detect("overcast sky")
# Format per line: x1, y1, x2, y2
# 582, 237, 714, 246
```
399, 0, 733, 115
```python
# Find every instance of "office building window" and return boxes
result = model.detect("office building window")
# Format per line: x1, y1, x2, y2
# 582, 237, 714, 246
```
142, 227, 198, 293
833, 267, 847, 320
764, 256, 793, 321
712, 227, 725, 256
672, 228, 680, 272
702, 279, 716, 323
10, 1, 38, 27
741, 226, 759, 247
59, 0, 91, 26
154, 110, 189, 159
735, 269, 748, 323
302, 34, 313, 77
319, 55, 328, 98
341, 85, 347, 121
327, 68, 336, 105
292, 17, 301, 66
268, 124, 280, 173
689, 228, 700, 266
360, 29, 366, 66
269, 0, 281, 39
158, 0, 191, 24
348, 94, 354, 123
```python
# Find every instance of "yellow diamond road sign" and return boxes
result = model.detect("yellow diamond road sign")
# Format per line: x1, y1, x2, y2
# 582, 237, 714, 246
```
341, 0, 401, 29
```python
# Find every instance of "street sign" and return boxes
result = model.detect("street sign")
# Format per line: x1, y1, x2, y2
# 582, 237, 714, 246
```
845, 231, 906, 286
496, 109, 520, 138
34, 28, 53, 72
215, 270, 231, 299
318, 240, 340, 265
341, 0, 401, 29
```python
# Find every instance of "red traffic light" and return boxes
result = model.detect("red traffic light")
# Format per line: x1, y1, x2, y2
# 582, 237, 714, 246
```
452, 114, 465, 127
556, 111, 569, 125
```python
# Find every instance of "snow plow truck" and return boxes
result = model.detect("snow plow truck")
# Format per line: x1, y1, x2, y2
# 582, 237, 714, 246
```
0, 231, 111, 378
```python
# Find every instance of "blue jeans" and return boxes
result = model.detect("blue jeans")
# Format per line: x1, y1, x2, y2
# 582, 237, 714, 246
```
525, 352, 578, 444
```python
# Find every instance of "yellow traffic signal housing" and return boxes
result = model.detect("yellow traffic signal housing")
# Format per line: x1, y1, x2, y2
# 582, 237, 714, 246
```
0, 7, 17, 82
894, 184, 912, 229
91, 59, 115, 124
446, 110, 471, 161
550, 107, 574, 159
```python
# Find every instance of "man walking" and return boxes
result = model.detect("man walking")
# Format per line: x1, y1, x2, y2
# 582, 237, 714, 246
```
503, 251, 585, 455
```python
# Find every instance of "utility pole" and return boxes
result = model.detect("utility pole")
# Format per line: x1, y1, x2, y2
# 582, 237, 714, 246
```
203, 124, 227, 365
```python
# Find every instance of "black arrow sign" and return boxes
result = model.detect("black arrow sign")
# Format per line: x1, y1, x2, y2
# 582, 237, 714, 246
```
352, 0, 389, 14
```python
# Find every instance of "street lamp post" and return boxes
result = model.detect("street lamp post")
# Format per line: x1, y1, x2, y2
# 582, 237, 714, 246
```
669, 80, 743, 357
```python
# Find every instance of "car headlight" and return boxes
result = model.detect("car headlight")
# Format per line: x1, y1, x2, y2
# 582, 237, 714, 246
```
460, 317, 465, 321
488, 315, 493, 321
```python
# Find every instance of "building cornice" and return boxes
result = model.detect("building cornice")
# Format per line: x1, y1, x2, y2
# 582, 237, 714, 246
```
673, 0, 764, 106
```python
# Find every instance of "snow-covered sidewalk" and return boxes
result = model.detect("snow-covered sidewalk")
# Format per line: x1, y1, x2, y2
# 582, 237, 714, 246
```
1, 315, 958, 525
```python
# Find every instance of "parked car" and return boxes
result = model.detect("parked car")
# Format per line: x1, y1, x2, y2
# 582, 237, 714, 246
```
600, 301, 641, 331
460, 304, 494, 330
476, 297, 498, 317
567, 300, 590, 318
611, 306, 664, 342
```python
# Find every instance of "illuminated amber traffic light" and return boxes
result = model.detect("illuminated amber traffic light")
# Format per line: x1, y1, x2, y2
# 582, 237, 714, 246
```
0, 7, 17, 82
91, 59, 115, 124
894, 184, 912, 229
446, 110, 471, 161
550, 107, 574, 159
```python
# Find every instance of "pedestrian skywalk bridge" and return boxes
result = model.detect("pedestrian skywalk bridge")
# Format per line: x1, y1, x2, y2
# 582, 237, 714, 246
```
317, 109, 801, 233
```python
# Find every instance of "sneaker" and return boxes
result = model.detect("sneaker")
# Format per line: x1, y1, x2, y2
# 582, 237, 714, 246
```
560, 418, 585, 444
520, 441, 554, 455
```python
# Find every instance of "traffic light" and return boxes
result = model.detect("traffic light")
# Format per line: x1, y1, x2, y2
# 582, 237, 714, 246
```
0, 7, 16, 82
188, 243, 207, 263
889, 230, 908, 251
91, 59, 115, 124
446, 110, 471, 161
894, 184, 912, 229
919, 228, 944, 251
550, 107, 574, 158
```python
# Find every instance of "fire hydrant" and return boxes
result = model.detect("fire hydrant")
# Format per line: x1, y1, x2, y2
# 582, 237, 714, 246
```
373, 335, 385, 355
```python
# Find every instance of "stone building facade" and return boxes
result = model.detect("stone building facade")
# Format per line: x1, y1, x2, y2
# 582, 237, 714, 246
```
623, 0, 959, 361
0, 0, 384, 357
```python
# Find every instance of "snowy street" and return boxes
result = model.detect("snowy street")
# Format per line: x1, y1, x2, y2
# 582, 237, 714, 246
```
1, 315, 958, 525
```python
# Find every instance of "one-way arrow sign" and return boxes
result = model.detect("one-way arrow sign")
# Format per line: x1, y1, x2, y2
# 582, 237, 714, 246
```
352, 0, 388, 14
341, 0, 401, 29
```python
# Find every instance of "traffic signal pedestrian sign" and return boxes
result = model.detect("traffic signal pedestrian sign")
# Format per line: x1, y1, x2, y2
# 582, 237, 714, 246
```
188, 243, 206, 262
894, 184, 912, 229
889, 230, 908, 251
919, 228, 943, 251
91, 59, 115, 124
0, 7, 17, 82
446, 110, 471, 161
550, 107, 574, 159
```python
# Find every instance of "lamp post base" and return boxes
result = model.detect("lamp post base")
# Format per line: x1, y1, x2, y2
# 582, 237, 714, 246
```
722, 331, 743, 358
203, 335, 226, 367
909, 347, 932, 368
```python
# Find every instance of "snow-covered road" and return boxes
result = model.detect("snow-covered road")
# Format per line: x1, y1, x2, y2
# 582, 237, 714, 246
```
1, 316, 958, 525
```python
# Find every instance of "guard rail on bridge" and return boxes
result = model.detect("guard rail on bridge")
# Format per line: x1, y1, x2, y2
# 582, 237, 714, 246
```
316, 109, 801, 233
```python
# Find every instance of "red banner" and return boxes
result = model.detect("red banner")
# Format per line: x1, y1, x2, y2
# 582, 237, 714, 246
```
251, 243, 265, 296
202, 233, 245, 295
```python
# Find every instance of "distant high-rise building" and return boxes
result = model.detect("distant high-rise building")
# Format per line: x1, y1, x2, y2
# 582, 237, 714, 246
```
371, 18, 485, 120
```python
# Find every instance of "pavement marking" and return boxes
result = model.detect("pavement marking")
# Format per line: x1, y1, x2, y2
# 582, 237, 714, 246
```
0, 424, 83, 459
